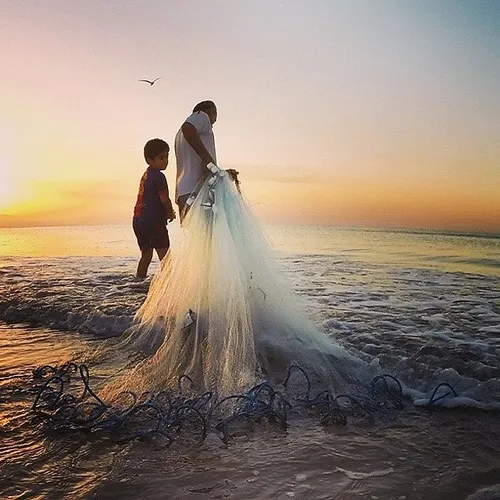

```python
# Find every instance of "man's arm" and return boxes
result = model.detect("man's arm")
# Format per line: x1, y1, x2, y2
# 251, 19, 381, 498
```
181, 122, 215, 169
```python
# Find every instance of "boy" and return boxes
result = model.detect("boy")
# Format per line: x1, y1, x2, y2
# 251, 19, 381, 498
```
133, 138, 175, 280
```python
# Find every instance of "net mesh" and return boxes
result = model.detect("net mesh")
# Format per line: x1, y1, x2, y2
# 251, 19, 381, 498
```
100, 171, 372, 401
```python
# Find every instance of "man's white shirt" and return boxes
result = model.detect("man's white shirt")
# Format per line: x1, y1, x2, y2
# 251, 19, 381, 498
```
174, 111, 217, 201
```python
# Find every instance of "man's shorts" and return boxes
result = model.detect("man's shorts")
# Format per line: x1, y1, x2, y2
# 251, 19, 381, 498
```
133, 218, 170, 250
177, 193, 197, 223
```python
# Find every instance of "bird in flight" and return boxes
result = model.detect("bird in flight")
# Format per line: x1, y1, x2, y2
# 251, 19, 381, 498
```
138, 77, 162, 86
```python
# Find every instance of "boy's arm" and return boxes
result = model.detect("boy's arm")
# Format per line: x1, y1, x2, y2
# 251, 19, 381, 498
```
156, 174, 176, 222
181, 122, 216, 171
159, 191, 176, 222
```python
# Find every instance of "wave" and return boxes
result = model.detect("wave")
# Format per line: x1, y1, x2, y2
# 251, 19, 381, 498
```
1, 254, 499, 410
0, 258, 147, 336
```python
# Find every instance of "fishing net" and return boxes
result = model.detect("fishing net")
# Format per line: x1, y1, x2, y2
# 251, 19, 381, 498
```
100, 169, 372, 401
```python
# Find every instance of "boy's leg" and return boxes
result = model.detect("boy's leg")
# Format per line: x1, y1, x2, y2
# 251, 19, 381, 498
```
136, 248, 153, 280
133, 218, 154, 280
155, 247, 169, 261
152, 225, 170, 262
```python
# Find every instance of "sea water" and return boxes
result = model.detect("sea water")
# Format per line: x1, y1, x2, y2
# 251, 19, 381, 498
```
0, 224, 499, 499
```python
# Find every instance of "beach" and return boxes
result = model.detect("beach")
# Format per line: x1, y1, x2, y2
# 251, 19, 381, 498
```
1, 224, 499, 499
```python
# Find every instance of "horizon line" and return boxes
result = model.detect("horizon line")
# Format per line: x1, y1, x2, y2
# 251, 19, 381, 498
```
0, 221, 498, 239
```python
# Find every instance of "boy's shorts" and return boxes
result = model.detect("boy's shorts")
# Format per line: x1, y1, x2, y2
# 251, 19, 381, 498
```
133, 218, 170, 250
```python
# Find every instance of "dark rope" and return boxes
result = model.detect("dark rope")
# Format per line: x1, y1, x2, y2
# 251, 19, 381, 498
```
30, 363, 460, 444
428, 383, 458, 407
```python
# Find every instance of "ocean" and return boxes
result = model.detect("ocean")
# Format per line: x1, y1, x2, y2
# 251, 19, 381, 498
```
1, 224, 499, 499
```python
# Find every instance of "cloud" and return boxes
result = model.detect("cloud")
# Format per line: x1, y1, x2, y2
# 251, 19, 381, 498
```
232, 165, 328, 184
0, 179, 137, 227
1, 171, 499, 233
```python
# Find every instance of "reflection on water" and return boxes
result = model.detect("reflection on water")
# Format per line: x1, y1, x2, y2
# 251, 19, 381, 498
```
2, 323, 500, 500
268, 226, 500, 277
0, 224, 499, 276
0, 324, 116, 499
0, 225, 143, 258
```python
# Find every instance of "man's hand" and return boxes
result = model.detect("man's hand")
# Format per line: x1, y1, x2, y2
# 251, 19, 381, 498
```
206, 162, 222, 174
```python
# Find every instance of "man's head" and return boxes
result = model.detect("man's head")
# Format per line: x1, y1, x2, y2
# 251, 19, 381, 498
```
144, 138, 169, 170
193, 100, 217, 125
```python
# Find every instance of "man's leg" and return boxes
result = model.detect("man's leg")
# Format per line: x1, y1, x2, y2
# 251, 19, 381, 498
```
136, 248, 153, 280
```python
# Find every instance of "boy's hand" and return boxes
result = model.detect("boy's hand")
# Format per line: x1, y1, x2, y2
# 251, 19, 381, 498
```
167, 211, 176, 223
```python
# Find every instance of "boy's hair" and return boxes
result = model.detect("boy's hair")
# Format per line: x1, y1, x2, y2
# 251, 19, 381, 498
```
144, 138, 169, 162
192, 100, 216, 113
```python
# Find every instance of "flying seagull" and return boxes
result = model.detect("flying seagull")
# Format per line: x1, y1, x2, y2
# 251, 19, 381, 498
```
139, 77, 162, 86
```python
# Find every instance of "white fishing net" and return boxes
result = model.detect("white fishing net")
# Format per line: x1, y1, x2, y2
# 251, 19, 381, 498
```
100, 169, 372, 401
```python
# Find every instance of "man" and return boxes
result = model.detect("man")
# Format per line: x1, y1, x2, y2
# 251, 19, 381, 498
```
174, 100, 218, 222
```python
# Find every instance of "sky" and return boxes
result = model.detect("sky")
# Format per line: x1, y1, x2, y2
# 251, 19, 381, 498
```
0, 0, 499, 233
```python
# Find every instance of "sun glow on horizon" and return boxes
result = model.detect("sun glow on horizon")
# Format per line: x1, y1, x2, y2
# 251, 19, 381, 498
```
0, 2, 499, 233
0, 168, 21, 211
0, 161, 499, 234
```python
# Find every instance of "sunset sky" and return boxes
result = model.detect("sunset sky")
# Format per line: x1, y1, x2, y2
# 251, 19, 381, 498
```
0, 0, 499, 232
